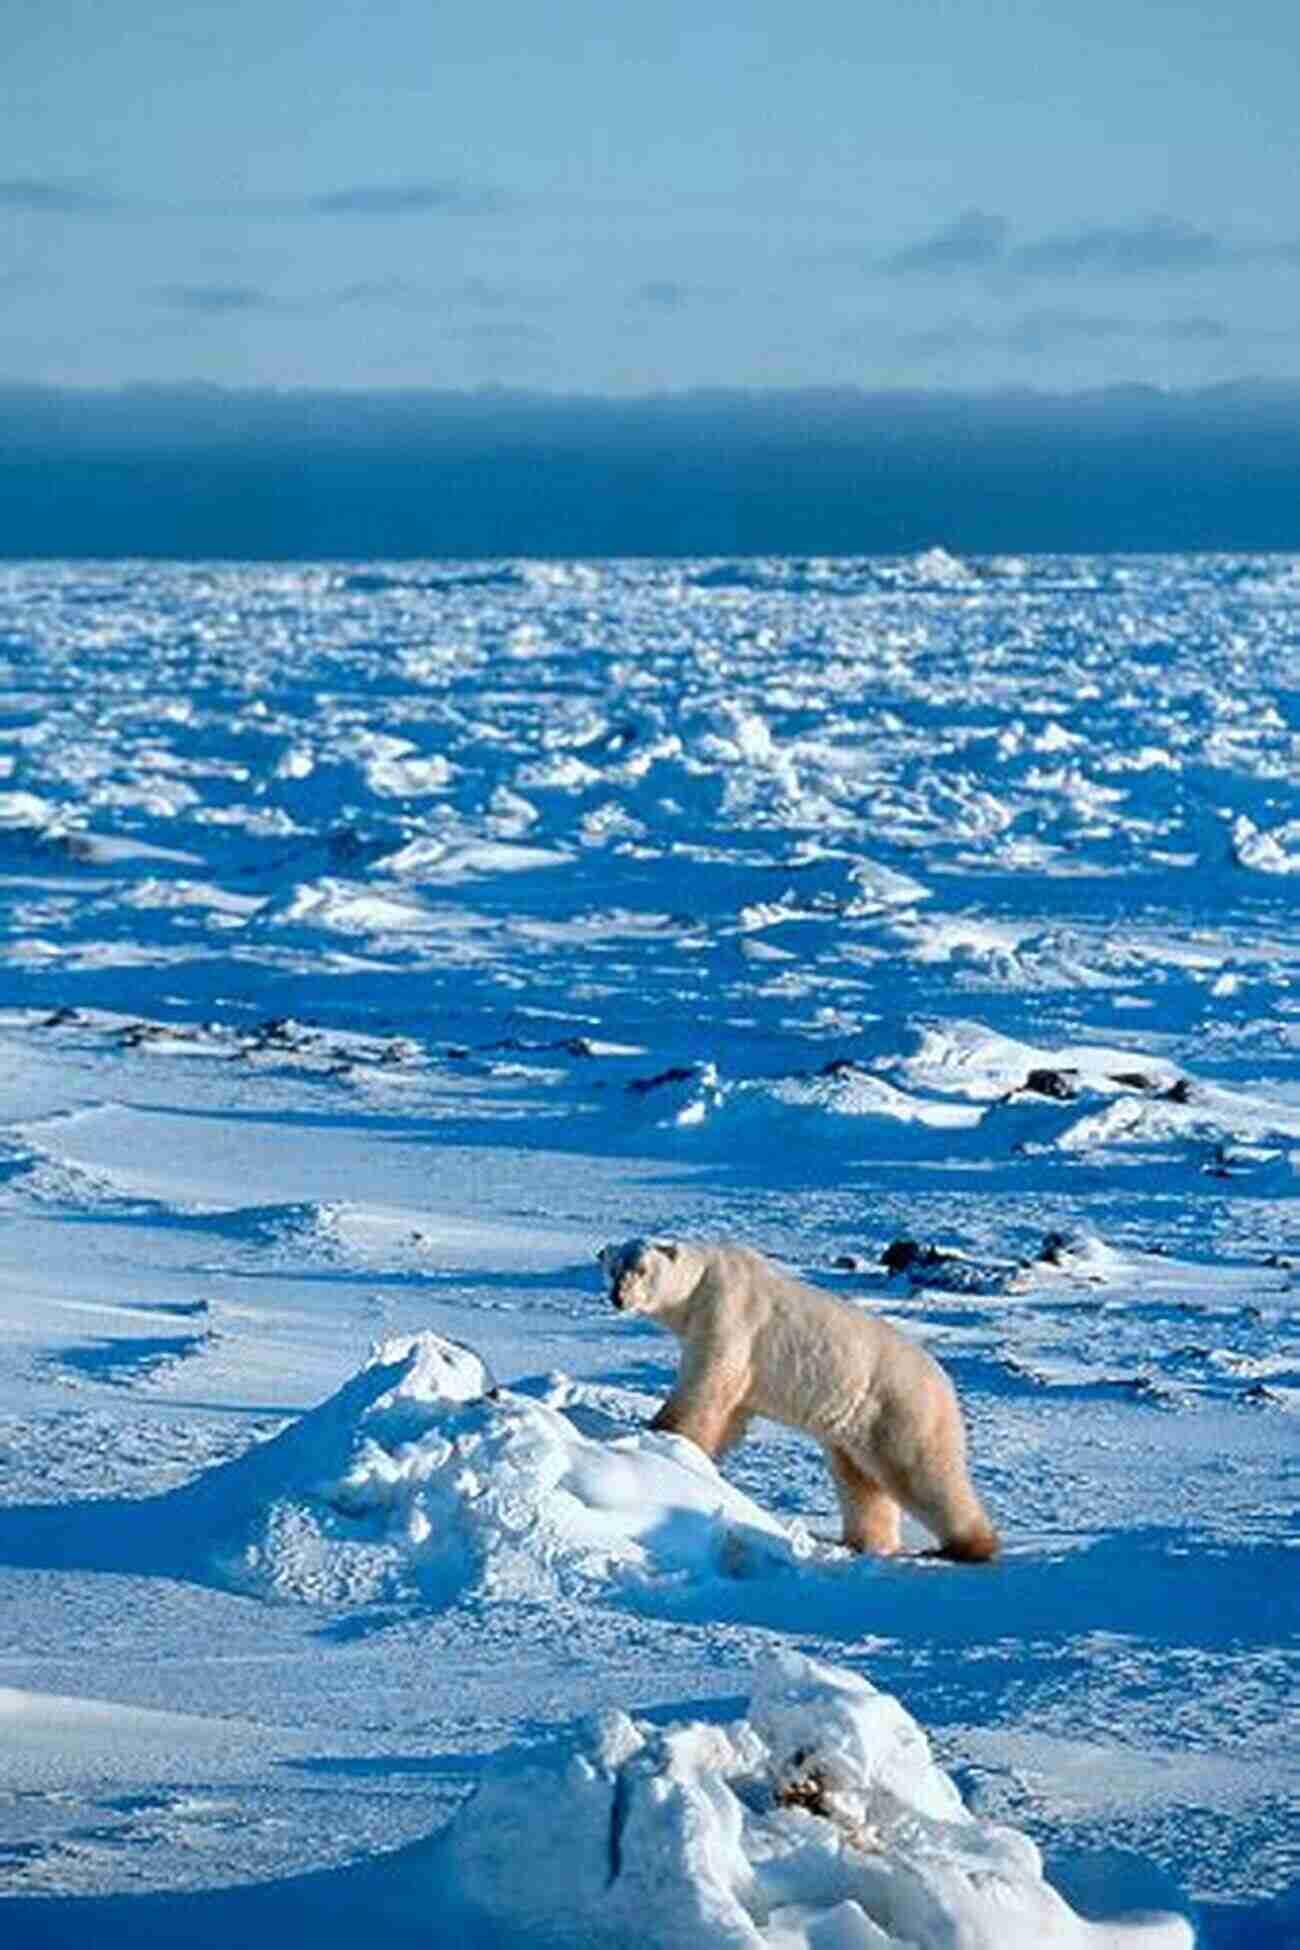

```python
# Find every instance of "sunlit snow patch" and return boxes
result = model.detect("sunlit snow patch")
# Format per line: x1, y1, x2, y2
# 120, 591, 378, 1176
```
894, 1022, 1183, 1103
1230, 814, 1300, 875
374, 834, 571, 880
436, 1649, 1192, 1949
171, 1333, 803, 1606
0, 790, 202, 867
885, 1023, 1300, 1161
622, 1058, 982, 1154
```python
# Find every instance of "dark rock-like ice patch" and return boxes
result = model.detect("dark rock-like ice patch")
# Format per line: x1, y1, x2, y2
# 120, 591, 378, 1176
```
878, 1237, 1031, 1295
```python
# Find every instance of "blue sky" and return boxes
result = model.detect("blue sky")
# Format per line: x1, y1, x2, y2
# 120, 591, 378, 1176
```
3, 0, 1300, 395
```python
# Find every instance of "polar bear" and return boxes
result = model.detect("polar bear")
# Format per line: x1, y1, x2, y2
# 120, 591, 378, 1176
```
598, 1237, 998, 1562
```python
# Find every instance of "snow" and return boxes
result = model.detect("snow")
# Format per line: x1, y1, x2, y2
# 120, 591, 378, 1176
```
1, 551, 1298, 1947
1231, 815, 1300, 875
0, 1688, 320, 1788
153, 1331, 806, 1606
440, 1652, 1193, 1949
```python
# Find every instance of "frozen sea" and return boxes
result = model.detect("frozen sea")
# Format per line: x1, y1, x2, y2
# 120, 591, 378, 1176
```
0, 550, 1296, 1947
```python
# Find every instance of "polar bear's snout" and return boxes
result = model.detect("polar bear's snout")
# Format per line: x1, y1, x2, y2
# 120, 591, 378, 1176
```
597, 1240, 633, 1310
597, 1237, 666, 1312
600, 1240, 639, 1302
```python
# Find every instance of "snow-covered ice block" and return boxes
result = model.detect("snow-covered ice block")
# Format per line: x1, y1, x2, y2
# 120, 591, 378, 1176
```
436, 1650, 1194, 1950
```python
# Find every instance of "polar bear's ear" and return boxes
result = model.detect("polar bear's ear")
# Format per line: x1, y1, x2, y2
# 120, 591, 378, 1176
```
654, 1240, 680, 1261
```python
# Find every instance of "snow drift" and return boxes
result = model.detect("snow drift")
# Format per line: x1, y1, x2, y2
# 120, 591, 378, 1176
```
167, 1332, 805, 1606
435, 1649, 1194, 1949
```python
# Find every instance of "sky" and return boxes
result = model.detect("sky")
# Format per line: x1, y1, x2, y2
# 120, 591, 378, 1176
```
4, 0, 1300, 397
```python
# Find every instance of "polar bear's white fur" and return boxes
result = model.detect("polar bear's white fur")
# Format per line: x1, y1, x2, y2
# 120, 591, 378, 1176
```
598, 1237, 998, 1562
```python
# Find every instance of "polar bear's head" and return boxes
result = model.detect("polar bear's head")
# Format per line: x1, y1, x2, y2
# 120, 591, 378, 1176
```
597, 1236, 694, 1316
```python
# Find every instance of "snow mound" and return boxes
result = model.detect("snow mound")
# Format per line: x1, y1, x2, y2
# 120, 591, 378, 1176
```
170, 1333, 804, 1606
908, 543, 976, 583
1034, 1229, 1128, 1283
0, 1137, 151, 1212
845, 856, 931, 911
437, 1649, 1193, 1950
896, 1022, 1183, 1102
269, 876, 441, 936
1054, 1084, 1300, 1156
759, 1067, 982, 1131
625, 1060, 980, 1149
884, 1023, 1300, 1158
186, 1199, 459, 1269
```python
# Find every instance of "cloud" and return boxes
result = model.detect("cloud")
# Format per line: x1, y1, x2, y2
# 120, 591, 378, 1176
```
449, 276, 556, 313
884, 210, 1009, 274
456, 278, 520, 310
884, 213, 1300, 280
441, 319, 550, 346
306, 182, 506, 218
631, 280, 694, 310
1015, 217, 1227, 277
899, 309, 1243, 356
0, 177, 517, 227
1162, 315, 1234, 343
0, 178, 120, 215
151, 278, 448, 318
902, 309, 1127, 356
152, 283, 281, 315
327, 275, 555, 317
146, 276, 557, 326
332, 277, 434, 310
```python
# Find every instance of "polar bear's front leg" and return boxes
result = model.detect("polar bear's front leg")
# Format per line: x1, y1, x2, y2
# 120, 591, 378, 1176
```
650, 1338, 751, 1458
651, 1395, 750, 1454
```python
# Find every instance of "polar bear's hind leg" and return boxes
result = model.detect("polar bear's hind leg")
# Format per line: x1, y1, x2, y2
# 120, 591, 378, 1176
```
826, 1446, 903, 1556
860, 1370, 1001, 1563
890, 1465, 1000, 1562
837, 1438, 999, 1563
